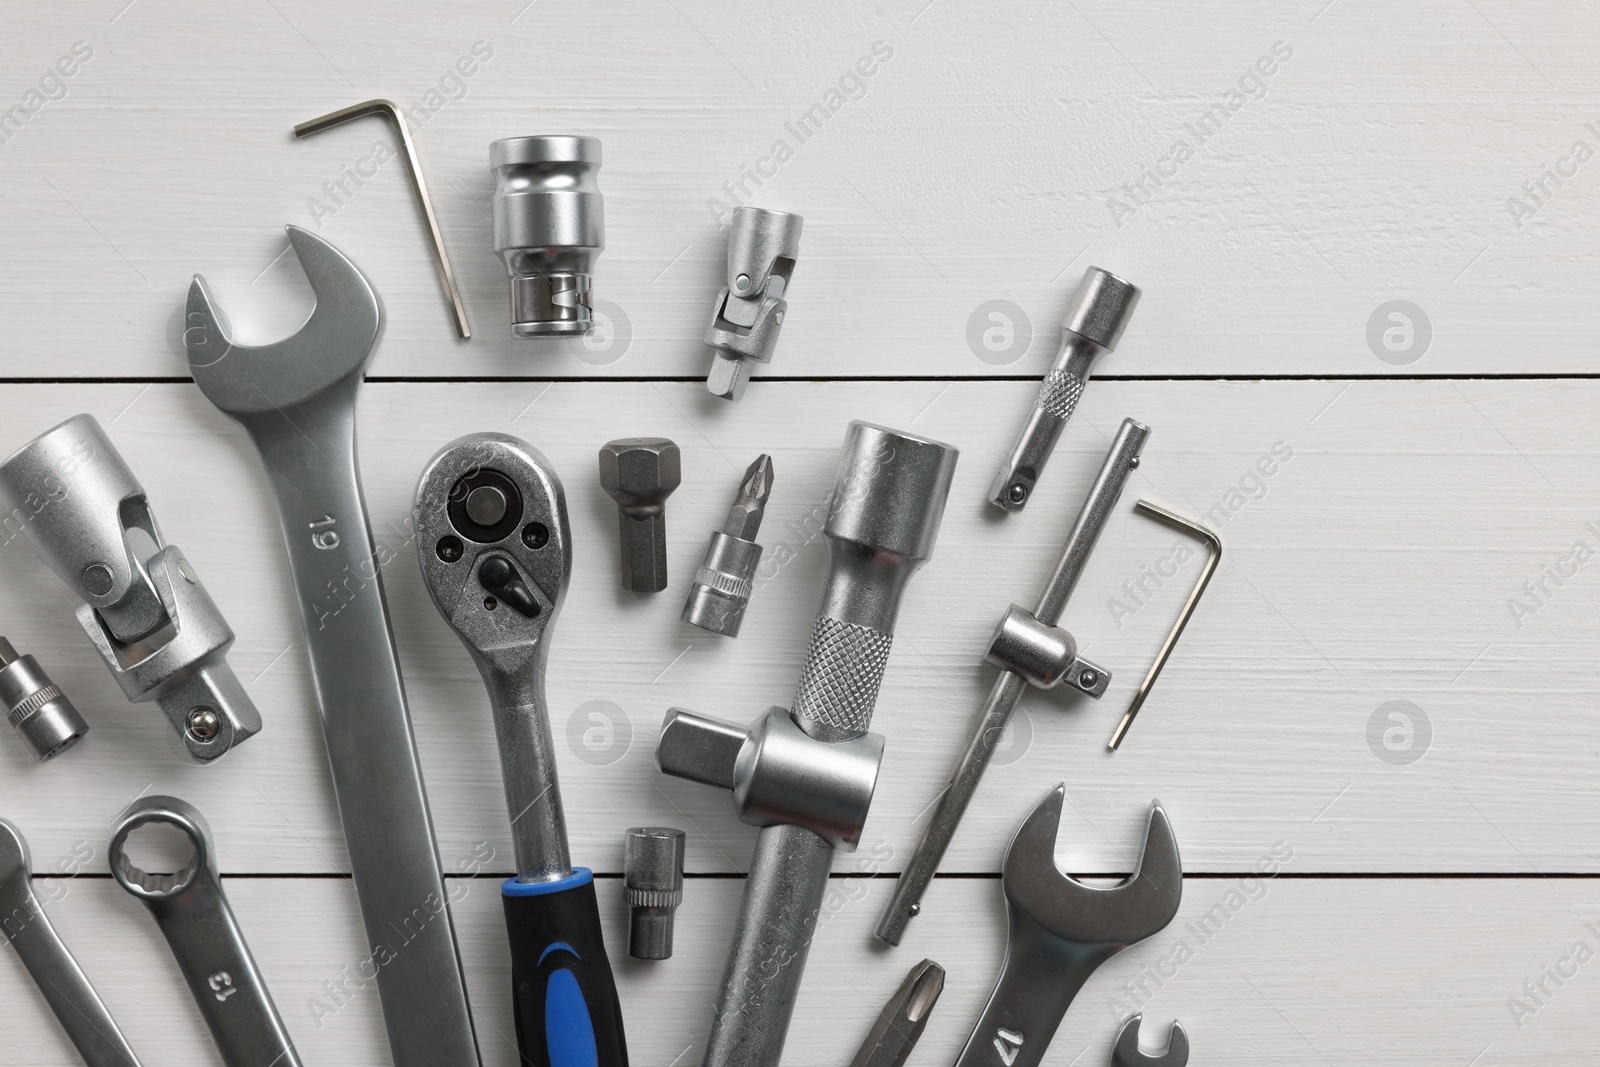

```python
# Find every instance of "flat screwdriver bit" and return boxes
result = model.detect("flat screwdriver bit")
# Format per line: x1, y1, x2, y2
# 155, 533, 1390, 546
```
683, 454, 773, 637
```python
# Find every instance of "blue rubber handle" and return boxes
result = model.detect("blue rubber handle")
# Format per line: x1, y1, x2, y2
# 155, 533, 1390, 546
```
502, 869, 628, 1067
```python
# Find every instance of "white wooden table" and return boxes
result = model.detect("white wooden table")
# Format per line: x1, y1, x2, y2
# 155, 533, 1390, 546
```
1, 3, 1594, 1064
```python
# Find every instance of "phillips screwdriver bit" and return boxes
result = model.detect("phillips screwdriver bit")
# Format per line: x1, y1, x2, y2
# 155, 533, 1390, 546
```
683, 454, 773, 637
849, 959, 946, 1067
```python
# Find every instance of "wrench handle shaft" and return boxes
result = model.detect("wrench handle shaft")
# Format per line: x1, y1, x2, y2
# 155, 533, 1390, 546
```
1033, 418, 1149, 624
954, 915, 1109, 1067
702, 822, 835, 1067
875, 670, 1026, 945
484, 665, 572, 882
148, 878, 302, 1067
245, 413, 481, 1067
5, 900, 144, 1067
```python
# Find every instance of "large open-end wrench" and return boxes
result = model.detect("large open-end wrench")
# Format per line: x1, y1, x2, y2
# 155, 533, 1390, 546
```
956, 786, 1181, 1067
414, 434, 626, 1067
110, 796, 300, 1067
0, 819, 143, 1067
184, 226, 480, 1066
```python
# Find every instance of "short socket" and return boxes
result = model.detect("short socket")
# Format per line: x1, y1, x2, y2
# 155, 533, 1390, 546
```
682, 533, 762, 637
0, 638, 88, 761
491, 136, 604, 338
624, 826, 686, 960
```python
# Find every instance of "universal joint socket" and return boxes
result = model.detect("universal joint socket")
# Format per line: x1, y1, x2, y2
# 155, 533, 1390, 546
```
0, 416, 262, 764
705, 207, 802, 401
0, 639, 88, 761
989, 266, 1141, 512
491, 135, 604, 338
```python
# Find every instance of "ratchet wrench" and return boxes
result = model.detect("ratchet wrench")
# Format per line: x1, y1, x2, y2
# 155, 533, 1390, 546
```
185, 226, 480, 1066
109, 796, 300, 1067
414, 433, 626, 1067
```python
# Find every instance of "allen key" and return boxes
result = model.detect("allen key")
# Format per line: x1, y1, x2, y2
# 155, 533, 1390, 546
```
295, 99, 472, 339
1108, 500, 1220, 750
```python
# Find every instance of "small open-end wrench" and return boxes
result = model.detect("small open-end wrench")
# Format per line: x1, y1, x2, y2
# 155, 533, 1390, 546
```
955, 786, 1181, 1067
0, 819, 143, 1067
1112, 1015, 1189, 1066
185, 226, 480, 1067
109, 796, 299, 1067
414, 432, 625, 1067
878, 419, 1148, 946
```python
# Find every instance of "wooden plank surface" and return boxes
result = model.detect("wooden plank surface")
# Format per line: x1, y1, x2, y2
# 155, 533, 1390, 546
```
0, 874, 1588, 1065
0, 378, 1592, 875
3, 3, 1596, 1064
0, 2, 1597, 377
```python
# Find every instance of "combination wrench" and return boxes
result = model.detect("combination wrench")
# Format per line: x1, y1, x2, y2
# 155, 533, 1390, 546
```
414, 433, 626, 1067
109, 796, 299, 1067
184, 226, 480, 1066
955, 786, 1181, 1067
1112, 1015, 1189, 1066
0, 818, 143, 1067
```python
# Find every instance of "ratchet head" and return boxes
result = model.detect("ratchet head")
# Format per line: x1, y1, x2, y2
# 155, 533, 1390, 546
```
185, 226, 383, 416
1113, 1015, 1190, 1067
1004, 786, 1181, 951
108, 795, 216, 901
414, 433, 571, 674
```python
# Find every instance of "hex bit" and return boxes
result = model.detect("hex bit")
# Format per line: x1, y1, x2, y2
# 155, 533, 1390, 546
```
599, 438, 682, 593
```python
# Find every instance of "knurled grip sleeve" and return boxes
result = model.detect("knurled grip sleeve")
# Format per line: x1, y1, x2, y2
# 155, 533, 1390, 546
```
1033, 367, 1086, 420
790, 616, 893, 741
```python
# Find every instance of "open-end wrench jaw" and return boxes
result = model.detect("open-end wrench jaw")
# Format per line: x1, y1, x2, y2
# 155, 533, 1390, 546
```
185, 225, 383, 415
1005, 786, 1182, 948
1113, 1014, 1189, 1067
0, 818, 32, 897
955, 786, 1182, 1067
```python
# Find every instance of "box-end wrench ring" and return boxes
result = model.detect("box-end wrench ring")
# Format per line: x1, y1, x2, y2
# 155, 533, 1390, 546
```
109, 796, 301, 1067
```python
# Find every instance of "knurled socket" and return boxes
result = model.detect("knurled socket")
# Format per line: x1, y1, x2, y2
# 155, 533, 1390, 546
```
624, 826, 686, 960
0, 638, 88, 761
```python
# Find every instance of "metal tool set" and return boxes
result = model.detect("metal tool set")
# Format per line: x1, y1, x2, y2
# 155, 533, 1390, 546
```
0, 111, 1223, 1067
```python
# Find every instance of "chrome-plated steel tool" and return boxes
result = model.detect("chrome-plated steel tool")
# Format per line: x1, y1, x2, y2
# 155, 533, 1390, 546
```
990, 267, 1141, 512
0, 818, 144, 1067
682, 454, 772, 637
1113, 1014, 1190, 1067
0, 638, 88, 761
185, 226, 480, 1067
491, 135, 604, 338
109, 796, 300, 1067
0, 415, 261, 763
623, 826, 686, 960
657, 421, 959, 1067
954, 787, 1181, 1067
848, 959, 945, 1067
1108, 501, 1220, 751
877, 419, 1149, 946
295, 99, 472, 339
599, 437, 681, 593
705, 207, 802, 400
415, 433, 626, 1066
